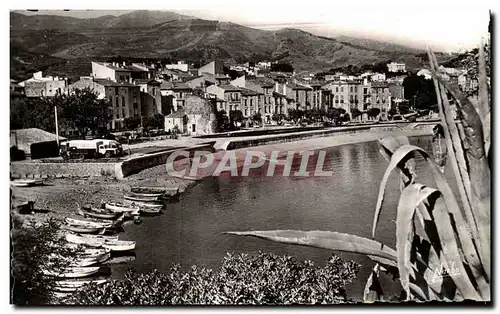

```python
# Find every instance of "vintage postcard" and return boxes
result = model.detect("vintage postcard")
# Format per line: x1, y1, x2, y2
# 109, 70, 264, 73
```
9, 3, 491, 305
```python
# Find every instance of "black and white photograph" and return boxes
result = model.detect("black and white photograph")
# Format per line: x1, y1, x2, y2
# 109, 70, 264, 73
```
7, 1, 492, 306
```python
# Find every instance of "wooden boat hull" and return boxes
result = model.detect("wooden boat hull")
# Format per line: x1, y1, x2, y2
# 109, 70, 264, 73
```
105, 202, 140, 213
124, 194, 160, 202
42, 266, 100, 278
61, 224, 104, 234
53, 278, 108, 292
65, 217, 113, 228
140, 208, 162, 215
10, 179, 43, 187
102, 240, 136, 252
81, 208, 120, 220
65, 233, 104, 247
123, 199, 163, 209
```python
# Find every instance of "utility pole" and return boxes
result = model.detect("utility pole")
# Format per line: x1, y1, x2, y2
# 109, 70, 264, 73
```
54, 106, 60, 146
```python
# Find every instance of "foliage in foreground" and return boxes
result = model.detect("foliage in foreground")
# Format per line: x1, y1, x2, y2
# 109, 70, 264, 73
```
11, 216, 78, 305
66, 253, 360, 305
227, 41, 491, 302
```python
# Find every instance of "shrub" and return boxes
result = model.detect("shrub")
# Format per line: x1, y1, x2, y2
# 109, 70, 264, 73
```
11, 217, 81, 305
66, 252, 360, 305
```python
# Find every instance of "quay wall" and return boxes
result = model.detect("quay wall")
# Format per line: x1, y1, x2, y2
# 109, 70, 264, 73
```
225, 122, 436, 151
117, 143, 215, 179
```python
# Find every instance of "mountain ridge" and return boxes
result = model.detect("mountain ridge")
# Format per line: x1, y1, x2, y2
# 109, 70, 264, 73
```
10, 10, 451, 79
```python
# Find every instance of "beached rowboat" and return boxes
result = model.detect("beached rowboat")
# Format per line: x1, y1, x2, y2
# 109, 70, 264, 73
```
65, 233, 105, 247
105, 202, 140, 213
53, 278, 108, 292
140, 207, 162, 215
42, 266, 100, 278
80, 207, 120, 220
123, 199, 163, 209
10, 179, 43, 187
65, 217, 113, 228
124, 193, 161, 202
102, 240, 136, 252
61, 224, 104, 234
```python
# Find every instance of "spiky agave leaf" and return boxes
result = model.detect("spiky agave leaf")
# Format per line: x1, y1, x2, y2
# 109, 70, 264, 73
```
224, 230, 397, 262
396, 184, 440, 298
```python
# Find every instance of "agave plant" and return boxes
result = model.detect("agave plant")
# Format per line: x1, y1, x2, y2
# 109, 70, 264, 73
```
225, 43, 490, 302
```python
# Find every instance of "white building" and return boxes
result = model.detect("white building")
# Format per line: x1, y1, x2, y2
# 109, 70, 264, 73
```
387, 62, 406, 72
371, 73, 386, 82
164, 61, 189, 72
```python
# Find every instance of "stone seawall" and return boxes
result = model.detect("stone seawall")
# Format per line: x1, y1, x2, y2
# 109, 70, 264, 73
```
225, 122, 436, 151
10, 161, 117, 179
117, 143, 215, 179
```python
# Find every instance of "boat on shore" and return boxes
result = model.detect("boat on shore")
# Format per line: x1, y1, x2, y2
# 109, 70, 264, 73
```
65, 217, 113, 229
80, 206, 120, 220
124, 193, 161, 202
53, 277, 108, 292
79, 233, 119, 241
105, 202, 140, 214
140, 207, 162, 215
61, 224, 105, 234
123, 199, 163, 209
10, 179, 44, 187
65, 233, 105, 247
42, 266, 101, 278
102, 240, 136, 252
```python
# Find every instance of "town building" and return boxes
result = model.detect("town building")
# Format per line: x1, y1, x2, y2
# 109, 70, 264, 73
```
198, 60, 225, 76
91, 62, 133, 83
69, 76, 142, 130
21, 71, 67, 97
135, 79, 162, 116
206, 84, 242, 113
369, 82, 392, 120
160, 82, 193, 111
387, 62, 406, 73
164, 94, 216, 135
164, 61, 189, 72
370, 73, 386, 82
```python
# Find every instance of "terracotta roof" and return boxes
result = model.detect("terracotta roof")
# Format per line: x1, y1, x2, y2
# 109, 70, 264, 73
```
166, 109, 186, 119
288, 83, 311, 90
126, 65, 148, 72
240, 88, 263, 96
160, 82, 192, 90
93, 79, 137, 87
11, 128, 66, 153
134, 79, 160, 85
95, 62, 130, 72
371, 82, 389, 88
218, 84, 241, 92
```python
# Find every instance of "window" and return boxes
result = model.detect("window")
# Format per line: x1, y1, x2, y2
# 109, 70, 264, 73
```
122, 109, 126, 117
350, 86, 353, 93
336, 87, 339, 93
192, 124, 196, 133
133, 91, 137, 97
340, 87, 344, 93
244, 99, 247, 106
115, 95, 119, 105
153, 88, 156, 96
250, 98, 253, 106
245, 109, 248, 116
354, 86, 358, 93
122, 96, 125, 107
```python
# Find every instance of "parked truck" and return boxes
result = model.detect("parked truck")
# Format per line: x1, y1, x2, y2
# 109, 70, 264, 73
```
60, 139, 124, 160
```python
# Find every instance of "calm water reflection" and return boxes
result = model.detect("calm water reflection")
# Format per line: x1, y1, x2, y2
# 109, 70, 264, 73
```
114, 136, 458, 300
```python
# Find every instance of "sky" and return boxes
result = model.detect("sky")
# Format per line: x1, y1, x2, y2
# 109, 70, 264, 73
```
11, 0, 493, 53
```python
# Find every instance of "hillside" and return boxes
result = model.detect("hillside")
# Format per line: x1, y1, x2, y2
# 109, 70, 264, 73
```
10, 10, 447, 78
